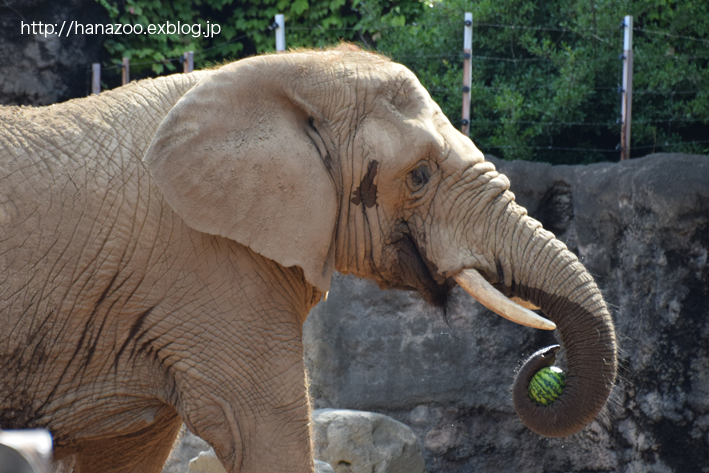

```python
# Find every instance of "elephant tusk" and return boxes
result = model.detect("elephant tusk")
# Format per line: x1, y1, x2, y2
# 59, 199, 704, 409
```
454, 269, 556, 331
510, 296, 540, 311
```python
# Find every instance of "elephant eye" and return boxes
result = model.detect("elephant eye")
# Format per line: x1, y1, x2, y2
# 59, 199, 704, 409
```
407, 165, 430, 192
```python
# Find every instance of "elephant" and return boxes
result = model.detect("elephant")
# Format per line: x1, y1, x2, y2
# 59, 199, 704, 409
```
0, 48, 617, 473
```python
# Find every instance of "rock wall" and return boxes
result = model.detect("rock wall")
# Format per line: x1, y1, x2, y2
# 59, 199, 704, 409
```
304, 153, 709, 473
0, 0, 107, 106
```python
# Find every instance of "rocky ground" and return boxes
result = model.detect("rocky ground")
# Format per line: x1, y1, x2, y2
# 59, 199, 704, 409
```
303, 153, 709, 473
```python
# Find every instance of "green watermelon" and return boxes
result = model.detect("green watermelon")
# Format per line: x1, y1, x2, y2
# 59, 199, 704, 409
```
528, 366, 566, 406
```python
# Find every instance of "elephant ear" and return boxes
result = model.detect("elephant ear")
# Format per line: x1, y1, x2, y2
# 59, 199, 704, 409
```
143, 59, 337, 291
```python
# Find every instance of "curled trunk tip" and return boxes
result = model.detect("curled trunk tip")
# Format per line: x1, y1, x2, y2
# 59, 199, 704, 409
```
511, 296, 617, 438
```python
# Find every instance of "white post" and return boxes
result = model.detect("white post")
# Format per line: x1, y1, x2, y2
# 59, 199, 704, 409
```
91, 63, 101, 95
275, 14, 285, 52
620, 15, 634, 161
461, 12, 473, 137
121, 57, 130, 85
183, 51, 194, 73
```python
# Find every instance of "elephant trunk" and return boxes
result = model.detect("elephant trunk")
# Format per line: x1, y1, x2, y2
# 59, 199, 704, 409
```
456, 211, 617, 437
509, 217, 617, 437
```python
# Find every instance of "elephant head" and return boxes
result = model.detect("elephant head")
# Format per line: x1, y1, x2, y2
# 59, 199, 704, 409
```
144, 49, 617, 437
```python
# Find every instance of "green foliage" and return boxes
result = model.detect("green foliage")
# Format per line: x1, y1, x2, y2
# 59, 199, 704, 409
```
98, 0, 423, 75
96, 0, 709, 163
375, 0, 709, 163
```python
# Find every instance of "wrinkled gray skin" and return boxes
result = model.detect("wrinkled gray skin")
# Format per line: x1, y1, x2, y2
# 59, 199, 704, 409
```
0, 50, 616, 473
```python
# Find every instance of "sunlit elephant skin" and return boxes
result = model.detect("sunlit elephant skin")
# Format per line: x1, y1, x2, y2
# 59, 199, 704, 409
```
0, 49, 616, 473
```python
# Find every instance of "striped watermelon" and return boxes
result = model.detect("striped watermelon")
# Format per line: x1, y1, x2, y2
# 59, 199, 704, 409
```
528, 366, 566, 406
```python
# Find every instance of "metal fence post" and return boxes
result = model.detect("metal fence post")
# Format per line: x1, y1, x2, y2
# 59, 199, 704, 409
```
620, 15, 634, 160
91, 63, 101, 95
461, 12, 473, 137
183, 51, 194, 73
121, 57, 130, 85
275, 14, 285, 52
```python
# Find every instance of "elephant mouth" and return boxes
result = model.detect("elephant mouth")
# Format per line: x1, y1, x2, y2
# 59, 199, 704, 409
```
389, 232, 454, 309
383, 227, 554, 329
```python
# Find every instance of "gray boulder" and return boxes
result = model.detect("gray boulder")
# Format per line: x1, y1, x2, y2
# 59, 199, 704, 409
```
170, 409, 422, 473
314, 459, 336, 473
304, 154, 709, 473
312, 409, 425, 473
187, 448, 335, 473
163, 425, 336, 473
185, 449, 221, 473
182, 448, 334, 473
162, 426, 211, 473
